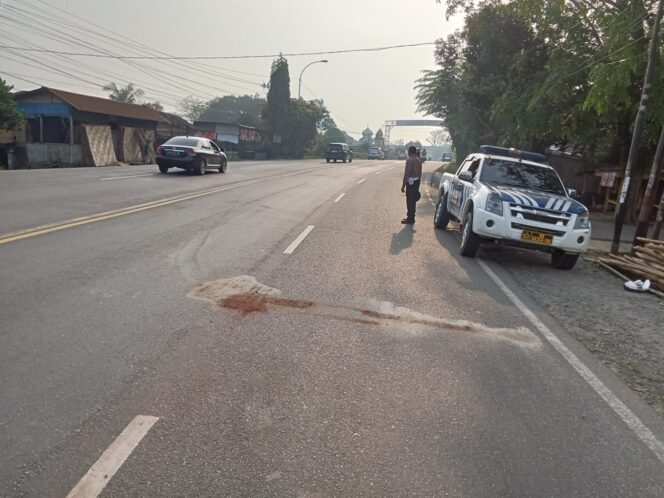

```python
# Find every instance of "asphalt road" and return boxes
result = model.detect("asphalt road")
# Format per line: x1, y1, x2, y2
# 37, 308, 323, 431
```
1, 159, 664, 497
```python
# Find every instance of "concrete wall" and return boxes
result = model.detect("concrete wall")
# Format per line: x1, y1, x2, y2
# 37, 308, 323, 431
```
25, 143, 84, 168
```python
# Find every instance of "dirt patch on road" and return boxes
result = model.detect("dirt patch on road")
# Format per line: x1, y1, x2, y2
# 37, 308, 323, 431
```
220, 293, 314, 315
487, 246, 664, 415
190, 276, 541, 348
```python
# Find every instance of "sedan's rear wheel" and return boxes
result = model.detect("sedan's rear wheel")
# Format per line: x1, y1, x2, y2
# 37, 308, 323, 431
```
158, 164, 168, 174
196, 158, 206, 176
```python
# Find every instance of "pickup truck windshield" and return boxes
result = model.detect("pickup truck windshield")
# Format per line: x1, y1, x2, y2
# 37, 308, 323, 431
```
480, 158, 565, 195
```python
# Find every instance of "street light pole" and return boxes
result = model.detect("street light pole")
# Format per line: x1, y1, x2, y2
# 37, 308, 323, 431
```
298, 60, 328, 99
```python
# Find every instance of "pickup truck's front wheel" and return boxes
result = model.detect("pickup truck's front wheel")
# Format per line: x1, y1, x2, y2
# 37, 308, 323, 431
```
460, 211, 481, 257
551, 250, 579, 270
434, 194, 451, 229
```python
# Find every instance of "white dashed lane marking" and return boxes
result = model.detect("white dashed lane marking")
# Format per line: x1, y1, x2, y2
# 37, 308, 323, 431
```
66, 415, 159, 498
357, 179, 367, 184
333, 193, 346, 203
375, 171, 382, 175
283, 225, 315, 254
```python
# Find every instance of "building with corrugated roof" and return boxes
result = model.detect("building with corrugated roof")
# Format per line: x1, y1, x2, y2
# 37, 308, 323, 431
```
9, 87, 169, 169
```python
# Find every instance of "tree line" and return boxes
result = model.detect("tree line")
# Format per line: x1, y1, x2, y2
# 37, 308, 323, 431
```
101, 56, 352, 159
417, 0, 664, 175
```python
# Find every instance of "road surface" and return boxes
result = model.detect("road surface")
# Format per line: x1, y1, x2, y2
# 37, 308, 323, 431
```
1, 159, 664, 496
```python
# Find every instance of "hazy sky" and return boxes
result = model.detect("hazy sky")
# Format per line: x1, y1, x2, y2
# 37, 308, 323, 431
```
0, 0, 463, 142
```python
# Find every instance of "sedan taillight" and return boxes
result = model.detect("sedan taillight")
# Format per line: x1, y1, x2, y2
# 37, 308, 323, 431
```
156, 146, 163, 155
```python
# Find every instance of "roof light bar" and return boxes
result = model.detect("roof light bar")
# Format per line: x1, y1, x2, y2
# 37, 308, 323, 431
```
480, 145, 547, 163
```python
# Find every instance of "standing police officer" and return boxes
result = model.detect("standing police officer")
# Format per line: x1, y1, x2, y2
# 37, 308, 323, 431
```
400, 146, 422, 224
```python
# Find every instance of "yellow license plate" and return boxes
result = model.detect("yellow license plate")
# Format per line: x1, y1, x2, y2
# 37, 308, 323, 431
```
521, 230, 553, 245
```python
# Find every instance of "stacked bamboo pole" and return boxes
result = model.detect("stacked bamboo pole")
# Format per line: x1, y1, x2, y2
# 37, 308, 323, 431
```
597, 238, 664, 298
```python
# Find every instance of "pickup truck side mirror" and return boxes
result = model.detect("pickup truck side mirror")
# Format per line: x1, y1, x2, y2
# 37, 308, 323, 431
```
458, 171, 474, 182
567, 188, 578, 198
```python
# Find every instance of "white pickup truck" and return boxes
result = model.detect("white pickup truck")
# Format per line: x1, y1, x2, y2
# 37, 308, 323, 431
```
434, 145, 591, 270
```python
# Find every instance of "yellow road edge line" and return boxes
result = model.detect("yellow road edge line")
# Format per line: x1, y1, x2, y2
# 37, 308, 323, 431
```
0, 178, 264, 245
0, 178, 265, 241
0, 165, 324, 245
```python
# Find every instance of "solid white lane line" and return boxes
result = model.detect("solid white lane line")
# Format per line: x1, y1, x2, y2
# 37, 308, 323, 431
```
100, 173, 155, 181
283, 225, 315, 254
477, 259, 664, 465
375, 171, 382, 175
334, 193, 346, 203
357, 178, 367, 184
67, 415, 159, 498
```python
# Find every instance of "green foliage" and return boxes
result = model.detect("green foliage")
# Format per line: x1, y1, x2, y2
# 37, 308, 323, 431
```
200, 94, 265, 127
261, 56, 349, 158
264, 56, 292, 139
289, 99, 326, 158
0, 78, 23, 131
177, 96, 209, 123
423, 0, 664, 167
143, 101, 164, 112
102, 82, 144, 104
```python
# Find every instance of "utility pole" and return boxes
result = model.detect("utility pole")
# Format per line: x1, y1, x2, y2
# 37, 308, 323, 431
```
633, 126, 664, 244
611, 0, 664, 253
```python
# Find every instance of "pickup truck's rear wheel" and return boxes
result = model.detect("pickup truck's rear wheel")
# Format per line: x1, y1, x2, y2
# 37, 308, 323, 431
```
551, 250, 579, 270
434, 194, 451, 229
460, 211, 481, 257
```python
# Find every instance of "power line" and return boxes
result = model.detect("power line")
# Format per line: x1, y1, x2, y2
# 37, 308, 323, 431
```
0, 5, 255, 99
5, 2, 265, 89
0, 10, 225, 98
26, 0, 268, 79
0, 41, 437, 60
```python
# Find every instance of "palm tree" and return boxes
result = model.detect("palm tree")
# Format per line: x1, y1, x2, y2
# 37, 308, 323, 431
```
102, 82, 145, 104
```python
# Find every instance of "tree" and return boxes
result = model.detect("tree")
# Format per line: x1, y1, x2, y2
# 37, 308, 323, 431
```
143, 101, 164, 112
317, 112, 348, 153
0, 78, 23, 131
431, 0, 664, 164
427, 129, 450, 147
177, 96, 209, 122
264, 56, 292, 139
289, 99, 326, 157
428, 0, 664, 221
200, 94, 265, 127
102, 82, 145, 104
